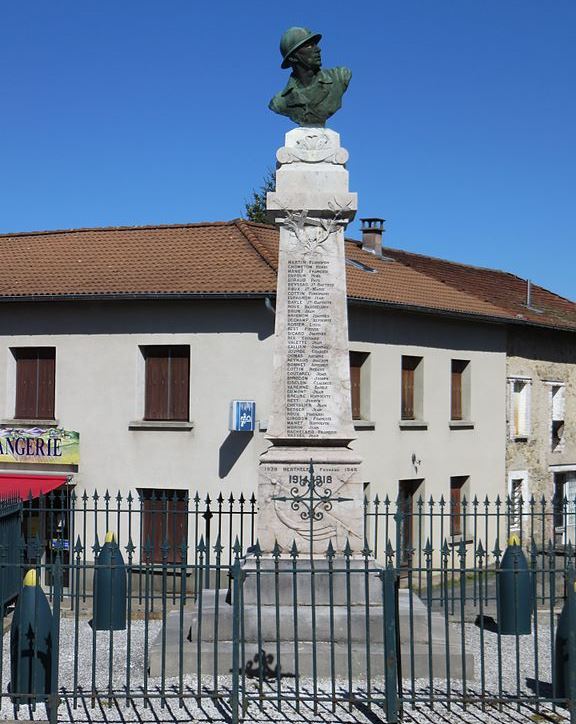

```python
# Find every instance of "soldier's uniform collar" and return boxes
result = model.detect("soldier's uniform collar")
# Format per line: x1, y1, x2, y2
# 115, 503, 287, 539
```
280, 69, 334, 96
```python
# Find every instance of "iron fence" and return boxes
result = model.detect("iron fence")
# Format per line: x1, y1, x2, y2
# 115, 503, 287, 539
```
1, 487, 576, 722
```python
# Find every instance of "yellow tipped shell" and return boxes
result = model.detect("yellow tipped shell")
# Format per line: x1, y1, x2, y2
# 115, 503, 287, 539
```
23, 569, 37, 587
105, 531, 116, 543
508, 533, 521, 547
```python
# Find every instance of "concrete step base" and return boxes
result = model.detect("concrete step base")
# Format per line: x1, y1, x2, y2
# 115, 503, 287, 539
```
149, 588, 474, 681
150, 639, 473, 681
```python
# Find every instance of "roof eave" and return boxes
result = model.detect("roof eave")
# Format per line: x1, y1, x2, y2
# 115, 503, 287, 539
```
0, 290, 574, 334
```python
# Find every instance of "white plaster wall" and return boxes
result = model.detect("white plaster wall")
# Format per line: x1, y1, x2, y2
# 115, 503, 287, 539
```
0, 300, 274, 501
0, 301, 507, 509
348, 308, 507, 505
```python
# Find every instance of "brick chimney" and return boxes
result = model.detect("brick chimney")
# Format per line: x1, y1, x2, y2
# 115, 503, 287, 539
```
360, 218, 385, 255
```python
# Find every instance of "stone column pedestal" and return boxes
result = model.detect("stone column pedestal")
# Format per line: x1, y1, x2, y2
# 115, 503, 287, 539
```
258, 127, 361, 555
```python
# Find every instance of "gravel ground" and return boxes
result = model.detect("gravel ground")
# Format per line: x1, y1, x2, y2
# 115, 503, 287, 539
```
0, 618, 569, 723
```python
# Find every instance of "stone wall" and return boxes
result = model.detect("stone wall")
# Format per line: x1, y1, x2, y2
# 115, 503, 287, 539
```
507, 327, 576, 503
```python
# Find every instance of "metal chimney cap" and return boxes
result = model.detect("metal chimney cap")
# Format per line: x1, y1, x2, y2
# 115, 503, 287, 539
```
360, 218, 385, 231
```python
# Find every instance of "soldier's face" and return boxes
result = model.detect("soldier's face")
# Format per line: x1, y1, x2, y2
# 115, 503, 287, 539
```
293, 41, 321, 71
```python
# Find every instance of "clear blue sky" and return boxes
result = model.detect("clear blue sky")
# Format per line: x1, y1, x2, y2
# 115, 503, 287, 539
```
1, 1, 574, 299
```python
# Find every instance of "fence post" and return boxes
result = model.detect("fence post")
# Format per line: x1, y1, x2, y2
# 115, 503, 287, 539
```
568, 570, 576, 724
230, 552, 242, 724
49, 553, 62, 724
382, 563, 398, 723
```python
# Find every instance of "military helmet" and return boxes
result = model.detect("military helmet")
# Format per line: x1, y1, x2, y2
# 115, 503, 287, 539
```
280, 26, 322, 69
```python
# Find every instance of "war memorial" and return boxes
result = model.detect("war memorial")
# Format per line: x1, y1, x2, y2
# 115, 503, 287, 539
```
150, 26, 469, 689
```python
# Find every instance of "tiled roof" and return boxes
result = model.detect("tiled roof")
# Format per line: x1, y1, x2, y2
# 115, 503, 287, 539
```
0, 219, 574, 332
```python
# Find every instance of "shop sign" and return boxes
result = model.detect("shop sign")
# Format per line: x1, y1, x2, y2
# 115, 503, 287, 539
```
0, 427, 79, 465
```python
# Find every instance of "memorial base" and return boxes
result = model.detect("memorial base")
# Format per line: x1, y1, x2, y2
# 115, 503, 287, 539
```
257, 445, 364, 556
149, 563, 474, 681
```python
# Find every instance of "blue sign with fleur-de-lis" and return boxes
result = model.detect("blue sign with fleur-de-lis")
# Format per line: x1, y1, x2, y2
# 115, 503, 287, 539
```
229, 400, 256, 432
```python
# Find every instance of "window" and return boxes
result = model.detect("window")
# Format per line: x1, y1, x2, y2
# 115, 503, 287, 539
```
508, 471, 528, 532
508, 377, 531, 439
451, 360, 470, 421
12, 348, 56, 420
139, 488, 188, 564
141, 346, 190, 421
401, 356, 423, 420
550, 384, 565, 452
398, 479, 423, 565
450, 476, 469, 536
349, 351, 369, 420
554, 472, 576, 545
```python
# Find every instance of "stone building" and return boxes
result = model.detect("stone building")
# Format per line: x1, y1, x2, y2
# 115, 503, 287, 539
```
0, 218, 573, 558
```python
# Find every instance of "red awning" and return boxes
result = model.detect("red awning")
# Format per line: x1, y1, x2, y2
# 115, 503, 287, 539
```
0, 473, 69, 500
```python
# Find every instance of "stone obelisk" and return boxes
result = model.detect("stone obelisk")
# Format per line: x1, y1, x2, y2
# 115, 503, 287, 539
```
257, 121, 362, 555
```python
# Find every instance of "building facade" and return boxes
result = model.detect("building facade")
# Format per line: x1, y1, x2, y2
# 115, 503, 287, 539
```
0, 219, 573, 559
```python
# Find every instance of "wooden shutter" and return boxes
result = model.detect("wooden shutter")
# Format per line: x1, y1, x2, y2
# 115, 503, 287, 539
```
401, 357, 418, 420
142, 491, 188, 564
37, 351, 55, 419
349, 352, 363, 420
15, 348, 55, 419
169, 349, 190, 421
144, 346, 189, 421
144, 349, 169, 420
451, 361, 464, 421
450, 484, 462, 536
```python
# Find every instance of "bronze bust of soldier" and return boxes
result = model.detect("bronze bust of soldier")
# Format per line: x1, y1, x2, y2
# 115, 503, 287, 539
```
269, 27, 351, 127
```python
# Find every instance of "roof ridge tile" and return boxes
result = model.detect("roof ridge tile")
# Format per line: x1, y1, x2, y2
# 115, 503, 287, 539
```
234, 218, 278, 273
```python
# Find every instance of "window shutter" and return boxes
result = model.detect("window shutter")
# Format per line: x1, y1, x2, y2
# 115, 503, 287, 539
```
15, 355, 37, 419
350, 363, 361, 420
450, 486, 462, 536
169, 349, 190, 421
401, 367, 415, 419
37, 351, 55, 419
142, 495, 166, 564
451, 369, 462, 420
144, 346, 189, 421
552, 386, 565, 421
145, 350, 169, 420
15, 349, 55, 419
142, 491, 188, 564
513, 382, 529, 437
167, 497, 188, 562
565, 473, 576, 543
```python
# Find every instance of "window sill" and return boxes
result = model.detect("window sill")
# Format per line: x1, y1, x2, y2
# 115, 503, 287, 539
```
512, 435, 529, 442
399, 420, 428, 430
128, 420, 194, 431
353, 420, 376, 430
2, 418, 60, 428
449, 420, 475, 430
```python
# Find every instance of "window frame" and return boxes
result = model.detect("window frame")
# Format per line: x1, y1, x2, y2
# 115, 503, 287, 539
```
349, 351, 369, 421
139, 488, 189, 564
401, 355, 423, 421
141, 345, 190, 422
546, 381, 566, 452
508, 376, 532, 440
451, 359, 470, 422
450, 475, 469, 537
11, 347, 56, 421
507, 470, 529, 532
